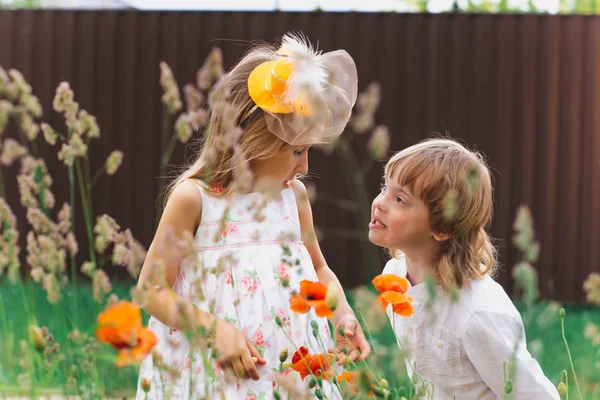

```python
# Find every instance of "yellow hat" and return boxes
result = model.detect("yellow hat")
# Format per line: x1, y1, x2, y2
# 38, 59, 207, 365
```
245, 32, 357, 146
248, 57, 311, 116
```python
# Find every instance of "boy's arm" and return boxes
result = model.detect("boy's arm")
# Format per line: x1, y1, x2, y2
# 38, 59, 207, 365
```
463, 309, 560, 399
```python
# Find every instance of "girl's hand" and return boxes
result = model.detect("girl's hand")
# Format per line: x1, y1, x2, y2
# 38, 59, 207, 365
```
214, 318, 266, 380
334, 313, 372, 364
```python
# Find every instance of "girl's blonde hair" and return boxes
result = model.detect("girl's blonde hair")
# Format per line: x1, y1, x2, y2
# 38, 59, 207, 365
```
166, 42, 291, 201
385, 138, 497, 290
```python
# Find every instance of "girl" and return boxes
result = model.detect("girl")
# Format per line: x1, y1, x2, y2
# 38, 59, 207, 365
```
369, 138, 559, 399
135, 33, 371, 399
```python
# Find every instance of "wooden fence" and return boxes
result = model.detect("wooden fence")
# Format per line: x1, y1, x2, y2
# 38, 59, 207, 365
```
1, 10, 599, 302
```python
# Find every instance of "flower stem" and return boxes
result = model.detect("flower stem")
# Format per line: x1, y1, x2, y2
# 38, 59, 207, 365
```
565, 371, 569, 400
392, 313, 427, 399
337, 333, 379, 383
75, 159, 96, 267
89, 165, 105, 189
357, 311, 379, 358
67, 163, 79, 326
319, 228, 372, 242
162, 129, 179, 167
15, 117, 28, 149
361, 157, 374, 177
0, 165, 6, 199
561, 311, 583, 400
314, 191, 358, 213
503, 361, 509, 400
30, 138, 38, 158
281, 327, 330, 400
155, 109, 175, 230
0, 292, 9, 350
84, 154, 93, 217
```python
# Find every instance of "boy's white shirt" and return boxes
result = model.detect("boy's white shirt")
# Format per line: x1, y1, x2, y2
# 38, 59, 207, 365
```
382, 257, 560, 400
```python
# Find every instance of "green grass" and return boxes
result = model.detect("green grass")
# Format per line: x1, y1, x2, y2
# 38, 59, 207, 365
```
0, 279, 599, 399
0, 278, 140, 398
521, 303, 600, 398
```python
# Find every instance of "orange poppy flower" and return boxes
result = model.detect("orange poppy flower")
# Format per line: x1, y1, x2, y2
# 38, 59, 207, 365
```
377, 291, 414, 317
372, 273, 413, 317
372, 274, 409, 294
308, 354, 334, 380
291, 354, 315, 380
289, 280, 332, 318
337, 370, 356, 385
114, 327, 158, 366
95, 301, 157, 366
290, 346, 334, 380
289, 293, 310, 314
337, 371, 377, 397
338, 371, 360, 395
390, 301, 414, 317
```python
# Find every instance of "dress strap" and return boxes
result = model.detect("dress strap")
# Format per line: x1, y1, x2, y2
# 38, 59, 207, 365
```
185, 178, 209, 192
184, 179, 210, 224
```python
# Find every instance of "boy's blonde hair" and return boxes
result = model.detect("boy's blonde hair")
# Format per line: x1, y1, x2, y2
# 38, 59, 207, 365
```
385, 138, 497, 290
166, 43, 291, 201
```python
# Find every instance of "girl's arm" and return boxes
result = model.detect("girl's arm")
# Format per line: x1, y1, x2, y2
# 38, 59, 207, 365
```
137, 181, 206, 330
137, 181, 265, 380
290, 179, 371, 362
463, 309, 560, 398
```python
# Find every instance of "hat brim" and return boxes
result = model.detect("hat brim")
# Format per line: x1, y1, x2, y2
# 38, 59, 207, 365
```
248, 61, 294, 114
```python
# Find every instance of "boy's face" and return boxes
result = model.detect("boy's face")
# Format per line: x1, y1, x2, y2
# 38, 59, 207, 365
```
368, 176, 436, 252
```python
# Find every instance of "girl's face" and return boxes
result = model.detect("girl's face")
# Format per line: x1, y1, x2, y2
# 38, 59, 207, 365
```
250, 145, 310, 187
368, 176, 436, 252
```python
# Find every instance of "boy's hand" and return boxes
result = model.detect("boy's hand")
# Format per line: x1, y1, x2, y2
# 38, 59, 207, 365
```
334, 313, 371, 364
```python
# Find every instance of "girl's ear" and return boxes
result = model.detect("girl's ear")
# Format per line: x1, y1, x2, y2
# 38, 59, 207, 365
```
432, 231, 451, 242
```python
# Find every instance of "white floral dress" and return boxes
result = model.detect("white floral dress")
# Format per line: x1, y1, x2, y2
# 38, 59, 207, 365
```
137, 180, 336, 399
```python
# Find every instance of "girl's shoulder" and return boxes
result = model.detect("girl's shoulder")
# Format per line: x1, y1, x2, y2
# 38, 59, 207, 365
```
288, 178, 311, 216
171, 179, 205, 201
288, 179, 308, 200
165, 180, 204, 227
